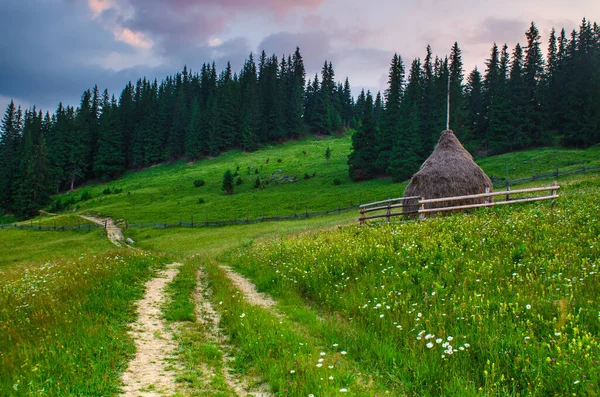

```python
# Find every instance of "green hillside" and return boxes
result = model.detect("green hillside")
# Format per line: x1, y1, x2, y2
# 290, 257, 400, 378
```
17, 133, 600, 226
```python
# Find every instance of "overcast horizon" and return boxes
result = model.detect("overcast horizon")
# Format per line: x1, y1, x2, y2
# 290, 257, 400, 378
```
1, 0, 598, 114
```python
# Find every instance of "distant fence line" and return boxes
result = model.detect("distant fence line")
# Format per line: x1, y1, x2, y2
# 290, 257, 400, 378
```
0, 204, 359, 232
491, 165, 600, 188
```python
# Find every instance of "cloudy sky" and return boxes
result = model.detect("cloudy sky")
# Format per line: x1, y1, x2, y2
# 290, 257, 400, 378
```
1, 0, 598, 113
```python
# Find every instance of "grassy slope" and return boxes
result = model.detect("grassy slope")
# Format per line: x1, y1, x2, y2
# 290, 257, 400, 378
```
56, 133, 405, 224
35, 134, 600, 226
225, 176, 600, 396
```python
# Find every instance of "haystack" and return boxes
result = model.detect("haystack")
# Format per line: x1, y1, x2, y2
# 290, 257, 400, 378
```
403, 130, 492, 213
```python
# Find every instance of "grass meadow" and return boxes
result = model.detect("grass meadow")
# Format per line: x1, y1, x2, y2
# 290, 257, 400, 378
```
1, 135, 599, 396
224, 176, 600, 396
0, 230, 164, 395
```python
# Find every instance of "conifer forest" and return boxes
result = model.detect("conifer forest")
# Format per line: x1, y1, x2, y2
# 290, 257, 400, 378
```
1, 20, 600, 218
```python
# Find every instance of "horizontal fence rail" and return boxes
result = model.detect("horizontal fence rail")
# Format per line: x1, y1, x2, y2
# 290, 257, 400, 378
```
491, 165, 600, 187
359, 182, 560, 224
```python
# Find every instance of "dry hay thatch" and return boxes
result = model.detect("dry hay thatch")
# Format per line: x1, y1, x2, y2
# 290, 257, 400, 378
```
403, 130, 493, 213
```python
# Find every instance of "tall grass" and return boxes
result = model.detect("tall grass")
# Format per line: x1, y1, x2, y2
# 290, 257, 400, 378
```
0, 249, 162, 395
226, 177, 600, 396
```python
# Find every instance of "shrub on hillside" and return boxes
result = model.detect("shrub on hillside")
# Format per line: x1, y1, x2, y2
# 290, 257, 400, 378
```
222, 170, 234, 195
193, 179, 206, 188
333, 178, 342, 185
80, 191, 92, 201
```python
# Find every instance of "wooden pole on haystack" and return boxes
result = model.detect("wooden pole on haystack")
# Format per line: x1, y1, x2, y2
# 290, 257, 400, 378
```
446, 73, 451, 130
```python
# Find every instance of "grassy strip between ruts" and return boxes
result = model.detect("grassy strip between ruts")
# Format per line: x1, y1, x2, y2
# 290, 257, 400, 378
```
163, 257, 236, 397
224, 176, 600, 396
0, 248, 164, 396
201, 259, 389, 396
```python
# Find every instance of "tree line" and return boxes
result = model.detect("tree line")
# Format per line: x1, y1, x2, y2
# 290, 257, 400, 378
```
0, 48, 359, 218
349, 19, 600, 181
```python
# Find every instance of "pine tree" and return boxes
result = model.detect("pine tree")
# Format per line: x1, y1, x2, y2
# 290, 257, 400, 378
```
94, 90, 125, 179
288, 47, 306, 136
523, 22, 546, 145
222, 169, 234, 195
465, 67, 484, 148
341, 78, 353, 128
449, 42, 468, 141
348, 91, 378, 180
506, 43, 530, 151
13, 109, 51, 218
376, 54, 405, 175
388, 58, 422, 181
0, 101, 23, 212
239, 54, 260, 151
217, 62, 238, 148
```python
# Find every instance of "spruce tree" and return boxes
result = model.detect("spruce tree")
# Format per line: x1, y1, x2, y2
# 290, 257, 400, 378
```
348, 91, 378, 180
0, 101, 23, 212
388, 59, 422, 181
377, 54, 405, 175
239, 54, 260, 151
222, 169, 234, 195
523, 22, 546, 145
13, 109, 51, 218
465, 67, 484, 148
94, 90, 125, 179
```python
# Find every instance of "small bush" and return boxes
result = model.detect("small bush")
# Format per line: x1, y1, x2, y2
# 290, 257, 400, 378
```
265, 159, 269, 164
114, 188, 123, 194
197, 198, 206, 204
80, 191, 92, 201
193, 179, 206, 188
304, 173, 311, 180
254, 176, 261, 189
236, 177, 243, 185
333, 178, 342, 185
102, 188, 112, 195
255, 168, 259, 174
277, 158, 282, 163
312, 172, 317, 177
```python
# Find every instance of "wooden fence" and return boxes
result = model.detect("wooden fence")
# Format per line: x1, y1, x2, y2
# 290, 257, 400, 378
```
359, 182, 560, 224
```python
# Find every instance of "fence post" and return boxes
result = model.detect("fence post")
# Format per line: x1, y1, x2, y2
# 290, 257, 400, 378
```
552, 180, 558, 197
191, 215, 194, 228
484, 187, 491, 204
555, 168, 559, 178
419, 199, 425, 220
104, 220, 107, 229
179, 214, 182, 227
305, 205, 309, 218
54, 220, 56, 230
386, 199, 391, 223
294, 203, 297, 217
360, 207, 365, 225
506, 185, 511, 202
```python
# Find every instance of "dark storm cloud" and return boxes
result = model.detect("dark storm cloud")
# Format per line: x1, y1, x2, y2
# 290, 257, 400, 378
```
0, 0, 162, 110
0, 0, 252, 110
